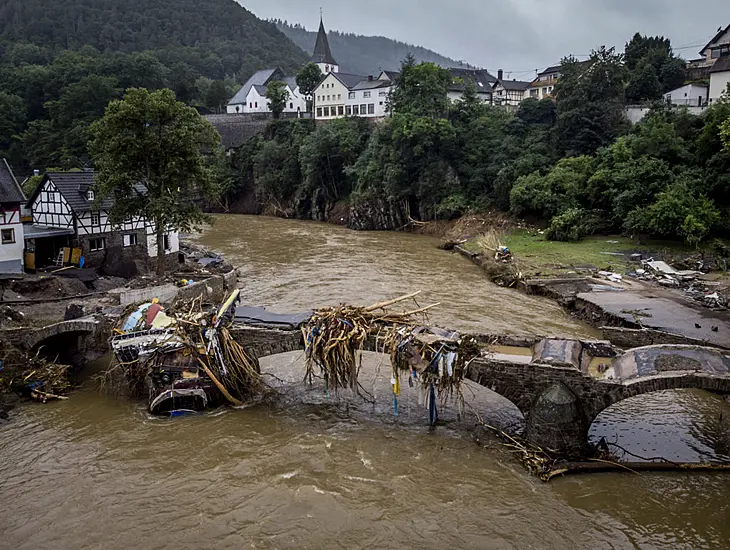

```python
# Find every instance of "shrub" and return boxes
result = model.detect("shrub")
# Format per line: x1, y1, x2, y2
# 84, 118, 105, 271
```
545, 208, 603, 242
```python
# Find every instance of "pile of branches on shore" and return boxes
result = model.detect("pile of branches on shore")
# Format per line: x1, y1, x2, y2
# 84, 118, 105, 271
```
303, 291, 481, 423
0, 342, 71, 403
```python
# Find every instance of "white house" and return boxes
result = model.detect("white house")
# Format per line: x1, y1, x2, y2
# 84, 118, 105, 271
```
493, 78, 531, 107
0, 159, 25, 273
447, 68, 497, 104
349, 77, 393, 117
314, 72, 365, 119
227, 69, 307, 115
664, 83, 709, 107
709, 56, 730, 104
25, 171, 179, 270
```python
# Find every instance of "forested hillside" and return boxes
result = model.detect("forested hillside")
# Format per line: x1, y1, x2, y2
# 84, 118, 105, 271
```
0, 0, 307, 171
276, 21, 469, 75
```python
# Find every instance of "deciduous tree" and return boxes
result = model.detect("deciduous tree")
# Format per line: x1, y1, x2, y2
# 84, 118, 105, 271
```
89, 88, 221, 275
296, 63, 323, 112
265, 81, 289, 120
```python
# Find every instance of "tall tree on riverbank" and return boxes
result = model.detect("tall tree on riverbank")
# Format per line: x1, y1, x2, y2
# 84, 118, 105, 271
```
89, 88, 221, 275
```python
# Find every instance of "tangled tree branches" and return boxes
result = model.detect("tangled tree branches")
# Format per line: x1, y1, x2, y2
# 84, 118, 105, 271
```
0, 342, 71, 403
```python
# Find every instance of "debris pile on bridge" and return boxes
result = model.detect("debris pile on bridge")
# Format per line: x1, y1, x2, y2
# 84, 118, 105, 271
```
109, 290, 265, 415
303, 292, 480, 424
0, 342, 71, 404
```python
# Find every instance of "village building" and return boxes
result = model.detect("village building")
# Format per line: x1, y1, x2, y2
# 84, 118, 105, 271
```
493, 73, 532, 107
687, 24, 730, 80
447, 68, 497, 104
25, 171, 179, 270
226, 68, 306, 115
709, 56, 730, 104
524, 65, 561, 101
664, 83, 709, 107
312, 17, 339, 75
0, 159, 26, 274
314, 72, 364, 119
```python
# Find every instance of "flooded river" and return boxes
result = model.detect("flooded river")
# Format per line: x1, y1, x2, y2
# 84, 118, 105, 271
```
2, 215, 729, 549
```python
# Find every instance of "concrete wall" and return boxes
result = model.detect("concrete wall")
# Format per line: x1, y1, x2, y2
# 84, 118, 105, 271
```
118, 276, 227, 307
625, 105, 708, 124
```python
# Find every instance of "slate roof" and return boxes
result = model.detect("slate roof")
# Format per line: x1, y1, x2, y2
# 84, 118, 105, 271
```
204, 115, 269, 150
283, 76, 298, 91
27, 171, 113, 212
538, 64, 562, 76
252, 84, 269, 95
0, 158, 25, 204
497, 79, 532, 91
331, 72, 368, 89
379, 70, 399, 81
312, 18, 338, 66
448, 68, 498, 92
701, 24, 730, 56
710, 55, 730, 73
228, 68, 284, 106
352, 79, 392, 91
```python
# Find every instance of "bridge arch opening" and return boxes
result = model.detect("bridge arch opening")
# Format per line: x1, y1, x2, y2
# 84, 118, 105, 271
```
589, 388, 730, 463
31, 331, 92, 367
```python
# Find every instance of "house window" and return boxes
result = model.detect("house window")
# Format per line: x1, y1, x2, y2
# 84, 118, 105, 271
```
379, 91, 387, 97
324, 106, 331, 117
363, 91, 371, 98
327, 95, 330, 101
86, 190, 95, 201
368, 104, 375, 115
90, 211, 101, 226
255, 102, 258, 108
290, 102, 293, 109
123, 233, 138, 247
338, 94, 341, 100
89, 237, 105, 252
338, 106, 344, 116
163, 234, 171, 251
348, 92, 356, 99
1, 228, 15, 244
360, 104, 366, 114
346, 105, 352, 115
317, 107, 323, 117
353, 105, 360, 115
249, 102, 252, 108
530, 89, 538, 97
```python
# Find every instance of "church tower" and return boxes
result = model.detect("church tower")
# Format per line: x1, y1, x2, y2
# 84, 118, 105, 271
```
311, 17, 339, 74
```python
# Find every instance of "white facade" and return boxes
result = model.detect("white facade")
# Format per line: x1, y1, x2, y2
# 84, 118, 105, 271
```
447, 90, 493, 104
664, 84, 708, 107
243, 83, 307, 115
314, 73, 349, 119
0, 203, 24, 273
709, 70, 730, 103
524, 83, 556, 101
347, 85, 392, 118
493, 83, 529, 107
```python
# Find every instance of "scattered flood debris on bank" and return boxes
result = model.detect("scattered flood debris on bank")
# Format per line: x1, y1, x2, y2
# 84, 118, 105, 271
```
303, 292, 480, 425
0, 343, 71, 406
109, 289, 265, 416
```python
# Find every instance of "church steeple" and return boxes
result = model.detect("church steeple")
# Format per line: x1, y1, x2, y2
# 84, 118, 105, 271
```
312, 15, 338, 74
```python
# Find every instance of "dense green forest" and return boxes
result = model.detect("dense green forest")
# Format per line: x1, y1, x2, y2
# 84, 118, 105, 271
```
230, 39, 730, 245
0, 0, 307, 170
276, 20, 469, 76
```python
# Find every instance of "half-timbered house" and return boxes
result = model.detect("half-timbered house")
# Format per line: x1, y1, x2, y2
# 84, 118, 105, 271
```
0, 158, 26, 273
26, 171, 179, 269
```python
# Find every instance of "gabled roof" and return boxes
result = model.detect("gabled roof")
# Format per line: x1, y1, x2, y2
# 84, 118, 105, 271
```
0, 158, 25, 204
448, 68, 498, 93
538, 64, 562, 76
710, 55, 730, 74
701, 24, 730, 56
352, 79, 392, 91
312, 18, 338, 66
379, 70, 399, 81
27, 171, 113, 213
495, 79, 532, 91
283, 76, 298, 91
252, 85, 269, 96
228, 68, 284, 106
320, 72, 367, 90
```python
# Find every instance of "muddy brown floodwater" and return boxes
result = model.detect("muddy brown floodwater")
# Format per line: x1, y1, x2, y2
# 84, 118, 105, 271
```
1, 215, 729, 550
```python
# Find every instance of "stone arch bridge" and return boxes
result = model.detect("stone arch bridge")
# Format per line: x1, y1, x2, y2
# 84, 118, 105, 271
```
231, 325, 730, 457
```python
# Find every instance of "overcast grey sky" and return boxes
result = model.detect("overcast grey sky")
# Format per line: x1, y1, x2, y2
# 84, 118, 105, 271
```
239, 0, 727, 78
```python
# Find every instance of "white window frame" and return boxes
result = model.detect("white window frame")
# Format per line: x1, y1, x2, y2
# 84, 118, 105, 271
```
86, 189, 95, 201
90, 211, 101, 226
123, 233, 138, 247
363, 91, 371, 98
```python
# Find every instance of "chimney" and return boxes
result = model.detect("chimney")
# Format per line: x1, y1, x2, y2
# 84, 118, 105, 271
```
368, 75, 373, 81
498, 69, 503, 80
33, 169, 40, 177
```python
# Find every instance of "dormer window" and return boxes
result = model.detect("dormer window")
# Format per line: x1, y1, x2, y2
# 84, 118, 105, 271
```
86, 190, 95, 201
